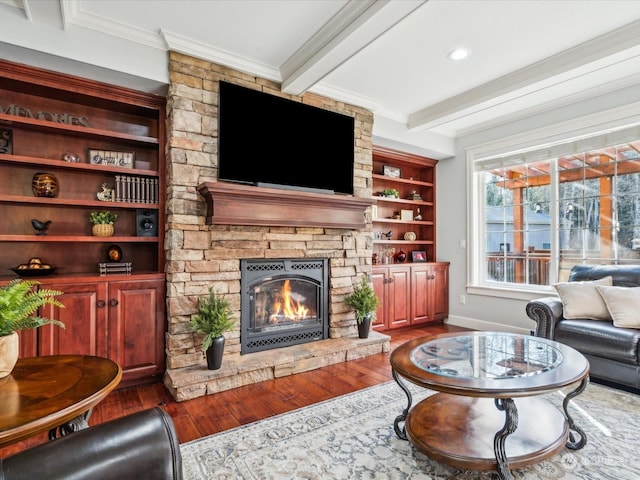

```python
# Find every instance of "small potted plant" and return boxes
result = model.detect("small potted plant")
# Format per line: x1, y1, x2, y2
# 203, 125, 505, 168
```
190, 287, 236, 370
380, 188, 399, 198
89, 210, 119, 237
344, 276, 380, 338
0, 279, 65, 378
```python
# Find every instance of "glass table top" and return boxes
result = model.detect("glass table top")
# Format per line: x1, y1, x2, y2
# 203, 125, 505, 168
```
410, 332, 563, 380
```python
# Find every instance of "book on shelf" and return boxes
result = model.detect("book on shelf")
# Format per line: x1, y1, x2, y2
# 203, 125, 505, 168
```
99, 262, 133, 276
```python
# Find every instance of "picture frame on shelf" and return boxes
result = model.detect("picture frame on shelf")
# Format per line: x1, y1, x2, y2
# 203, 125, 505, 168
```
89, 149, 134, 168
411, 250, 427, 262
400, 209, 413, 221
383, 165, 401, 178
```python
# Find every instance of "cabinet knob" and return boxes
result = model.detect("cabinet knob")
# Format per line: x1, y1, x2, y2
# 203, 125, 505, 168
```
97, 300, 106, 308
109, 298, 119, 307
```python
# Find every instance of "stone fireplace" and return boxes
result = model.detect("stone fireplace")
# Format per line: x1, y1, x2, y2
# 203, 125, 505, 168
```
162, 52, 389, 401
240, 258, 329, 354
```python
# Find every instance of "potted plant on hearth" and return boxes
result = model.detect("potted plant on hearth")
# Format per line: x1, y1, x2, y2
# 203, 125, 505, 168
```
0, 279, 65, 378
190, 287, 236, 370
89, 210, 119, 237
344, 276, 379, 339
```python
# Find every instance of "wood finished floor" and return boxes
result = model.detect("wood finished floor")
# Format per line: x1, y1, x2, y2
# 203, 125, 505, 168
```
0, 323, 470, 458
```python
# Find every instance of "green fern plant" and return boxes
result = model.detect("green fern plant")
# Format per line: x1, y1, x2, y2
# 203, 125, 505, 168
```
0, 279, 65, 336
190, 287, 235, 351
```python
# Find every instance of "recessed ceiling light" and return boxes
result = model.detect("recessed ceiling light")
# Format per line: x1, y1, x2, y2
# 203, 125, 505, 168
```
448, 48, 470, 61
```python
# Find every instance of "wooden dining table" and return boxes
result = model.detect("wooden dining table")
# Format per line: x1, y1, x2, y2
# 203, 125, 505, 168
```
0, 355, 122, 448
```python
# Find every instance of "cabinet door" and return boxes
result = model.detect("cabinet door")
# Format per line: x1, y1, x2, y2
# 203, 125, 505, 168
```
387, 266, 411, 329
371, 268, 387, 331
39, 282, 108, 357
429, 263, 449, 321
107, 279, 165, 384
411, 263, 449, 324
410, 265, 432, 324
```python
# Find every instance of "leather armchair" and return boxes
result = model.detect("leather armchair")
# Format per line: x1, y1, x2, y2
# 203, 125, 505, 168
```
0, 407, 183, 480
526, 264, 640, 391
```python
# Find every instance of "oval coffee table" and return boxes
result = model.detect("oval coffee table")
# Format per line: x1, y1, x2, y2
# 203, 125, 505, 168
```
390, 331, 590, 480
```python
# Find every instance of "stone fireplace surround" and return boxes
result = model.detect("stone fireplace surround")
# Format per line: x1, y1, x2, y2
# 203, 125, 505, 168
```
162, 52, 389, 402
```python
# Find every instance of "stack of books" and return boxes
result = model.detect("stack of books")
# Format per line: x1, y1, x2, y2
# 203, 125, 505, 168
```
114, 175, 159, 204
98, 262, 132, 276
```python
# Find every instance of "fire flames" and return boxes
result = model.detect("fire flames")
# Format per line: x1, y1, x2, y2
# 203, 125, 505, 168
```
269, 280, 310, 323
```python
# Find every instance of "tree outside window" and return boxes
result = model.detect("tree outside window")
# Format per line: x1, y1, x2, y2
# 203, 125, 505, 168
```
481, 143, 640, 287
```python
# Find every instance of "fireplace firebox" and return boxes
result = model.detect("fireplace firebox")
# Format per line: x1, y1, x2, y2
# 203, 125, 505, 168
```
240, 258, 329, 354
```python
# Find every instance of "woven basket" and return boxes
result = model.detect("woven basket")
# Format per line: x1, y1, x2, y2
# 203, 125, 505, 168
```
92, 224, 115, 237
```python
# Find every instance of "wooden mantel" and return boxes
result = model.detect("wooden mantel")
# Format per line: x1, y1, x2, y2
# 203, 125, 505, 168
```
197, 181, 373, 229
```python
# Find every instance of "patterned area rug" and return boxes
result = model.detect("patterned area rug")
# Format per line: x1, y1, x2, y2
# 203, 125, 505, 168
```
181, 380, 640, 479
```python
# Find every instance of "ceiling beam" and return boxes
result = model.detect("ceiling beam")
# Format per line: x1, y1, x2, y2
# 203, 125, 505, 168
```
408, 19, 640, 132
280, 0, 426, 96
22, 0, 64, 28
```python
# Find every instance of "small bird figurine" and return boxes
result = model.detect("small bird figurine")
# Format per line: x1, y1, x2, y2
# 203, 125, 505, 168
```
31, 219, 52, 235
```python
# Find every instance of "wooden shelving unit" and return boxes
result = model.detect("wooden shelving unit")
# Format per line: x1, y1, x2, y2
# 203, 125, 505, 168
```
0, 59, 166, 387
371, 146, 449, 331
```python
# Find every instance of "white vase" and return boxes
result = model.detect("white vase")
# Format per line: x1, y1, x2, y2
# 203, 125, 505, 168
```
0, 331, 19, 379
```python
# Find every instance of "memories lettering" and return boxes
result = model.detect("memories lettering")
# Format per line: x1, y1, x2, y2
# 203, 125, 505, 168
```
0, 103, 89, 127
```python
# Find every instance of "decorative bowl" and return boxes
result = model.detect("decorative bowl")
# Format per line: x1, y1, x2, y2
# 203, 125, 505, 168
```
404, 232, 417, 241
11, 267, 57, 277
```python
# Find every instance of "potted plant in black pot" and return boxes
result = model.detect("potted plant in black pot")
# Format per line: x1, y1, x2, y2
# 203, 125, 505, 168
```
344, 276, 380, 339
0, 279, 65, 378
190, 287, 236, 370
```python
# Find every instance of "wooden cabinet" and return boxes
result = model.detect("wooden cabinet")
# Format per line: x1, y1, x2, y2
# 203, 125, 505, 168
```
372, 146, 437, 264
36, 276, 165, 386
373, 263, 449, 331
410, 262, 449, 324
372, 265, 411, 331
0, 59, 166, 387
371, 146, 448, 332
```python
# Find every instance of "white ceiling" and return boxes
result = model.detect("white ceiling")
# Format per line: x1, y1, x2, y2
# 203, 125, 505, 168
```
2, 0, 640, 159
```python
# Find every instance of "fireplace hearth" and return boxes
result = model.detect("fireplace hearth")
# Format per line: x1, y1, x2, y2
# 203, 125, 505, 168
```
241, 258, 329, 354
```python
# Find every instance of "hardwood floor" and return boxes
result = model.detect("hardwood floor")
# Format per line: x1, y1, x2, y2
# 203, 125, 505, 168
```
0, 323, 470, 458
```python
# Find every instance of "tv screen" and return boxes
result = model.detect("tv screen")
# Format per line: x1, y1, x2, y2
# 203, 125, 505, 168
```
218, 81, 355, 195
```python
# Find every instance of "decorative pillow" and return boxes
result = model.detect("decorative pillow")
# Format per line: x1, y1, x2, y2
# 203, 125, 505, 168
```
595, 285, 640, 329
553, 276, 613, 320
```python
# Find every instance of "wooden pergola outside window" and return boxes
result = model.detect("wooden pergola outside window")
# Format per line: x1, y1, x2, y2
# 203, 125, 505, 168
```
485, 141, 640, 285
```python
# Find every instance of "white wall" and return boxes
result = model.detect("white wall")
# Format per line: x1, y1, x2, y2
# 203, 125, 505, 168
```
439, 83, 640, 334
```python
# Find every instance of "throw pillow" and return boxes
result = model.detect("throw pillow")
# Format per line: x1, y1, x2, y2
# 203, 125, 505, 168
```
595, 285, 640, 329
553, 276, 613, 320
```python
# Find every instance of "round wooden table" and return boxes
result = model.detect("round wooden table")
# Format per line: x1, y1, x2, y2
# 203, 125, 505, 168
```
0, 355, 122, 448
390, 332, 590, 480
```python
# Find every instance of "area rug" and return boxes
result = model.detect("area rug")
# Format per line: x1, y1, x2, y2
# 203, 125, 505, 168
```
180, 381, 640, 479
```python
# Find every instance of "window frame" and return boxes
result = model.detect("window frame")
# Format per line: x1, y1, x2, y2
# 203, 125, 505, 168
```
466, 103, 640, 300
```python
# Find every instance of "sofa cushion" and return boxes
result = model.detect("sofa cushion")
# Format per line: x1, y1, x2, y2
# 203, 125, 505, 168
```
555, 319, 640, 365
596, 285, 640, 329
554, 276, 613, 320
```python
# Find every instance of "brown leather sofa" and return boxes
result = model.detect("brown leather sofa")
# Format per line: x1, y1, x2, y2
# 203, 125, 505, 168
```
526, 264, 640, 391
0, 407, 183, 480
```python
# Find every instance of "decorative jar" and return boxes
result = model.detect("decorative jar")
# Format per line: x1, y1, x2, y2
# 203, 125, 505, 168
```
32, 172, 59, 198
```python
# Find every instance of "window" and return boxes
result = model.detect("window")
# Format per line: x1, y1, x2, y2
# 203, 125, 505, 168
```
471, 124, 640, 292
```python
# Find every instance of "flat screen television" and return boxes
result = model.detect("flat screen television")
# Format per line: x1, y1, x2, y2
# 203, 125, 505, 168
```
218, 81, 355, 195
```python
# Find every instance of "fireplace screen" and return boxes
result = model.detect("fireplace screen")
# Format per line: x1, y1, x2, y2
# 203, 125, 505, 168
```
241, 258, 328, 354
